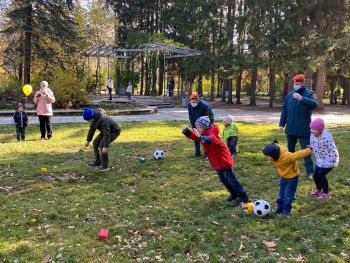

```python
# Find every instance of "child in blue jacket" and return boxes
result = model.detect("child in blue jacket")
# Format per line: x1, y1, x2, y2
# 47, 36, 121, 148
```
12, 103, 28, 141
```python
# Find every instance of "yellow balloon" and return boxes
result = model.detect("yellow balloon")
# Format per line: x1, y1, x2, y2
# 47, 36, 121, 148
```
22, 84, 32, 96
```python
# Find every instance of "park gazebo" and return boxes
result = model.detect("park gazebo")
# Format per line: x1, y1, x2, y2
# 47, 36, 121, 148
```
81, 42, 203, 96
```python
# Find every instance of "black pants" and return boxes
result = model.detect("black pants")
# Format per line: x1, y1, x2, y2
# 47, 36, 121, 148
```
314, 166, 333, 193
16, 127, 26, 141
217, 168, 249, 202
93, 130, 121, 168
126, 92, 131, 100
108, 88, 112, 100
38, 115, 52, 139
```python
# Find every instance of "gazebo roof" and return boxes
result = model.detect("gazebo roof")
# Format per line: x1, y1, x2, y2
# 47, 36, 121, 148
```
81, 42, 203, 59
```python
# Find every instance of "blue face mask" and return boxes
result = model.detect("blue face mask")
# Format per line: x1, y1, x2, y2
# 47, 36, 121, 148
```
294, 84, 302, 91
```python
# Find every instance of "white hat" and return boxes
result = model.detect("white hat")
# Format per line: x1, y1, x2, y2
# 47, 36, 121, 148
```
40, 81, 48, 89
223, 115, 233, 124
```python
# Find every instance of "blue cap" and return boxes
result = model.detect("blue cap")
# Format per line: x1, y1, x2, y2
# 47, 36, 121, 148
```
83, 108, 95, 121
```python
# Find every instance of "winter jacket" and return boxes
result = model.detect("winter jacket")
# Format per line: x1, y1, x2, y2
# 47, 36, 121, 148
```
188, 100, 214, 128
310, 129, 339, 168
13, 111, 28, 128
183, 124, 233, 170
279, 87, 318, 137
222, 124, 238, 155
86, 112, 121, 148
271, 144, 312, 179
33, 88, 55, 116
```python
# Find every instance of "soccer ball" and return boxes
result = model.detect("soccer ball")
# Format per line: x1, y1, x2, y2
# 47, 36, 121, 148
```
153, 150, 164, 160
253, 200, 272, 217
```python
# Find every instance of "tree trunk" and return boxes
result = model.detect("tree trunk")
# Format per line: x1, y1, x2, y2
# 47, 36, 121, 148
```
23, 3, 32, 84
329, 77, 335, 105
268, 66, 276, 108
249, 67, 258, 106
158, 52, 164, 96
227, 78, 233, 104
197, 74, 203, 96
140, 55, 144, 95
145, 55, 150, 95
341, 77, 347, 105
315, 66, 326, 109
235, 69, 242, 104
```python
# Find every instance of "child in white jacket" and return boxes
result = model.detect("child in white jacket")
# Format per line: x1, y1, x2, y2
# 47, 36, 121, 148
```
309, 118, 339, 200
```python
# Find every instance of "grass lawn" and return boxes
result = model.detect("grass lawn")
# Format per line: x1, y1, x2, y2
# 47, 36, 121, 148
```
0, 121, 349, 262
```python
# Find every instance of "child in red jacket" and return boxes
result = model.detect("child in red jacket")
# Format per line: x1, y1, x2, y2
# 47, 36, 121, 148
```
182, 116, 249, 206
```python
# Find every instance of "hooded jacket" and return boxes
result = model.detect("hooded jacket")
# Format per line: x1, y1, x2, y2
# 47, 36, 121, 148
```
279, 87, 318, 137
310, 129, 339, 168
188, 100, 214, 128
184, 124, 233, 170
86, 112, 121, 148
267, 144, 312, 179
33, 88, 55, 116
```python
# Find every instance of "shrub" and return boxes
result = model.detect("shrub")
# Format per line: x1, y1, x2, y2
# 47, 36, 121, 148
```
49, 70, 89, 109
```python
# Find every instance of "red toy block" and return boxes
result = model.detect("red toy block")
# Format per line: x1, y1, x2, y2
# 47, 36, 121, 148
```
99, 229, 108, 239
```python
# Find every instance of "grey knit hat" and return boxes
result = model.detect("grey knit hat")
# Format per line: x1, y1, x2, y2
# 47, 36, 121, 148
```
195, 116, 211, 130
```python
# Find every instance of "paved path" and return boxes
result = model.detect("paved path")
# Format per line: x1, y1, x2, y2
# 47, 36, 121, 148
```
1, 107, 349, 125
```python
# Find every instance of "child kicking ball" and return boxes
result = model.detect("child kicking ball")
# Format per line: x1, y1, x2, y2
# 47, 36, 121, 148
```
182, 116, 250, 207
263, 140, 312, 215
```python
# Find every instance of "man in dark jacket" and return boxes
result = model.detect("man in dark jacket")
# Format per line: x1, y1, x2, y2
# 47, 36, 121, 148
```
83, 108, 121, 171
187, 93, 214, 157
279, 74, 318, 180
13, 103, 28, 141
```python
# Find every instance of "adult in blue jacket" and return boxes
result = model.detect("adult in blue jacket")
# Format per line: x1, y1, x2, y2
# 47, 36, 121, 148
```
279, 74, 318, 180
188, 93, 214, 157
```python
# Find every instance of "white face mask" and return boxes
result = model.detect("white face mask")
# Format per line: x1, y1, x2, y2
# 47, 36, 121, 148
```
294, 84, 302, 91
191, 102, 198, 107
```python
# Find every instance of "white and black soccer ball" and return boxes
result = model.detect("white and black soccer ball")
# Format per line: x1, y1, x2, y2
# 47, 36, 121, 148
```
253, 200, 272, 217
153, 149, 164, 160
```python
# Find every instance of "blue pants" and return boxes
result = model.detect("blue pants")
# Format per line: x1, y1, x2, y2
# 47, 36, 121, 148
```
16, 127, 25, 140
276, 176, 298, 215
217, 168, 249, 202
287, 135, 313, 174
314, 166, 333, 193
194, 140, 201, 156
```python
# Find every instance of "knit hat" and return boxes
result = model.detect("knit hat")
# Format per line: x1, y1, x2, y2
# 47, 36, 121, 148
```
195, 116, 211, 130
40, 80, 49, 89
263, 142, 281, 161
293, 74, 304, 82
310, 118, 325, 133
189, 93, 199, 100
83, 108, 96, 121
223, 115, 233, 124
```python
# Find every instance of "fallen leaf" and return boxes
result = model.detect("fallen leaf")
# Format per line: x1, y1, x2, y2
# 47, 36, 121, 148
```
227, 251, 236, 257
239, 243, 245, 251
213, 221, 221, 226
262, 240, 276, 251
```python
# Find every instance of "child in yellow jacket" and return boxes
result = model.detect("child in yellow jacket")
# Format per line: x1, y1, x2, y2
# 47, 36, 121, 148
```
263, 140, 312, 215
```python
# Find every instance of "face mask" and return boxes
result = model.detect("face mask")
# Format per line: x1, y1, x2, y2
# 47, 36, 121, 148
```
191, 102, 198, 107
294, 84, 302, 91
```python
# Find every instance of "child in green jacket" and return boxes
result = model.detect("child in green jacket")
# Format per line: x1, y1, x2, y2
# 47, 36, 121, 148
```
222, 115, 238, 161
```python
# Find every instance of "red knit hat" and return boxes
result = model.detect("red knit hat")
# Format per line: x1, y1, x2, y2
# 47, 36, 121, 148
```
293, 74, 305, 82
189, 93, 199, 100
310, 118, 325, 133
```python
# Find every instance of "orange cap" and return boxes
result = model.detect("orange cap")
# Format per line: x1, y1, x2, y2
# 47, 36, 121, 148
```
293, 74, 305, 82
189, 93, 199, 100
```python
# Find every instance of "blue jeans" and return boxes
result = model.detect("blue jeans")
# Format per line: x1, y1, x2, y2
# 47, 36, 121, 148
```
217, 168, 249, 202
287, 135, 313, 174
194, 140, 201, 156
276, 176, 298, 215
314, 166, 333, 193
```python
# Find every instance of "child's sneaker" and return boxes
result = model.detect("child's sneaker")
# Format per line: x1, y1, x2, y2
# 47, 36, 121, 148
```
318, 192, 331, 200
309, 188, 321, 197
